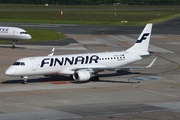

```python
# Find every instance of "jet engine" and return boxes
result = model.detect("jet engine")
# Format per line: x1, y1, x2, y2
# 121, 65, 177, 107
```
73, 71, 91, 81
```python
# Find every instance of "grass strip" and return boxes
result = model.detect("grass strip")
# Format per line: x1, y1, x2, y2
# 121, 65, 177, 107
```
0, 28, 66, 43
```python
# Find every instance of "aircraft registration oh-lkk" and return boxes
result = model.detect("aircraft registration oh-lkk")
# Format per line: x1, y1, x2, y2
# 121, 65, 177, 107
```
5, 23, 156, 84
0, 27, 32, 48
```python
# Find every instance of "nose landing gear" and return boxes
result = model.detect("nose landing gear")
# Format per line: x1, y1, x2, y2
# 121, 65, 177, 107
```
11, 40, 18, 49
21, 76, 28, 84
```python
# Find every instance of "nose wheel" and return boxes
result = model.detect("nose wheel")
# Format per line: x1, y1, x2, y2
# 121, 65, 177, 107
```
12, 40, 18, 49
21, 76, 28, 84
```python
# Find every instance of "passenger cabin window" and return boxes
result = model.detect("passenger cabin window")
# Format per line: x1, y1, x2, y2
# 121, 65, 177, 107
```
13, 62, 25, 66
20, 32, 28, 34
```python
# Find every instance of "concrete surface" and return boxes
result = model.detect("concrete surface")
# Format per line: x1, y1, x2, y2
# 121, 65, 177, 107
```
0, 20, 180, 120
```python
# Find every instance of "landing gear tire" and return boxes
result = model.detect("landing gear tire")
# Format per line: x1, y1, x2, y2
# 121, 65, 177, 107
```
21, 76, 28, 84
70, 75, 73, 80
23, 81, 27, 84
11, 40, 18, 49
91, 76, 99, 82
11, 45, 15, 49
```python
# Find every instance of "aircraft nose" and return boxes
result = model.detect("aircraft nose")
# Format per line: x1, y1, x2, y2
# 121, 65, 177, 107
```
27, 34, 32, 39
5, 67, 15, 75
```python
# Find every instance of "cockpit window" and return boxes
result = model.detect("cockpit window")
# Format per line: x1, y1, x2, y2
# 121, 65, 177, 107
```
20, 32, 28, 34
13, 62, 20, 65
13, 62, 25, 66
20, 62, 25, 66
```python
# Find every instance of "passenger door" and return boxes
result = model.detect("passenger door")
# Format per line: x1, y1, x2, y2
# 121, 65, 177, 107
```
30, 58, 37, 71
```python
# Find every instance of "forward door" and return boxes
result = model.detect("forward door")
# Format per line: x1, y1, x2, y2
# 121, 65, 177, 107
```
30, 58, 37, 71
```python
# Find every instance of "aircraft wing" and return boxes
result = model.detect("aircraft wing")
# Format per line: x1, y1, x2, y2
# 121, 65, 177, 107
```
72, 58, 156, 73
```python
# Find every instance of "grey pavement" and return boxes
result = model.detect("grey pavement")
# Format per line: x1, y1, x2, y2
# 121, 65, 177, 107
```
0, 19, 180, 120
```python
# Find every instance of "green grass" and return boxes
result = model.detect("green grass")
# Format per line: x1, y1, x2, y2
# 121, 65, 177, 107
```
25, 28, 66, 42
0, 5, 180, 43
0, 5, 180, 26
0, 28, 66, 43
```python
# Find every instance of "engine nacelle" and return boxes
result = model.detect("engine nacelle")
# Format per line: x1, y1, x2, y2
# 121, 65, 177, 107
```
73, 71, 91, 81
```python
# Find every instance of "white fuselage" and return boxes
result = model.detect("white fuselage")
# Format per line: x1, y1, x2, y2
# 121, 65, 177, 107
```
5, 51, 142, 76
0, 27, 32, 40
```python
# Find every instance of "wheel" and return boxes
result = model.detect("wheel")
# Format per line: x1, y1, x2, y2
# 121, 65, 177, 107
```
23, 81, 27, 84
70, 75, 73, 80
12, 40, 16, 49
22, 76, 28, 84
11, 46, 15, 49
91, 76, 99, 81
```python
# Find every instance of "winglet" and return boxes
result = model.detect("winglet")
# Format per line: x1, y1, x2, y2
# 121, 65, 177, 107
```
145, 58, 156, 68
48, 48, 55, 56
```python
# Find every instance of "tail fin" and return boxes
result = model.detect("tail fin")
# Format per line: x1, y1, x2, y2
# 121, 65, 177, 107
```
126, 23, 153, 54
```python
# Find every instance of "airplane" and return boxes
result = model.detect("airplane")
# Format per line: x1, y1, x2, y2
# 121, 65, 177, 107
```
5, 23, 156, 84
0, 26, 32, 48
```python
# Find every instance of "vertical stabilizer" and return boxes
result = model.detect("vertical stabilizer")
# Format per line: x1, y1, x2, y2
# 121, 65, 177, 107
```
126, 23, 153, 54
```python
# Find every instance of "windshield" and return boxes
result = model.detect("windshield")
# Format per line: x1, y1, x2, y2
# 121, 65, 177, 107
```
13, 62, 25, 66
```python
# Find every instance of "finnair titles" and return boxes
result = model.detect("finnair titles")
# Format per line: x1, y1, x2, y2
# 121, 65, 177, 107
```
40, 55, 99, 67
0, 27, 32, 48
5, 23, 156, 84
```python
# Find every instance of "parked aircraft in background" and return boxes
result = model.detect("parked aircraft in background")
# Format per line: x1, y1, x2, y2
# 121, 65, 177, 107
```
5, 23, 156, 84
0, 27, 32, 48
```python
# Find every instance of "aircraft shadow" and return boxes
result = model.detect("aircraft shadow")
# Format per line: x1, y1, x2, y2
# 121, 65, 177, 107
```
0, 45, 26, 49
99, 70, 140, 77
1, 75, 72, 84
96, 70, 140, 84
96, 80, 139, 84
1, 70, 141, 84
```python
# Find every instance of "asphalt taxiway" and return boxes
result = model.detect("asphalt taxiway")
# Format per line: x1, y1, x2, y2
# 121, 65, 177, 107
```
0, 19, 180, 120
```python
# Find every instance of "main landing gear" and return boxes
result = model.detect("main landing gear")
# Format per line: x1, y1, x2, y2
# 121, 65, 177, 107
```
11, 40, 18, 49
91, 76, 99, 81
21, 76, 28, 84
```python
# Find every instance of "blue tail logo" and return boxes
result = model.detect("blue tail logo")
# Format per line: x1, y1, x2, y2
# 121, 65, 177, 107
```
136, 33, 149, 43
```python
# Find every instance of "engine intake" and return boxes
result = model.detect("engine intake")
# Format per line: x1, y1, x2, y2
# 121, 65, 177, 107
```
73, 71, 91, 81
